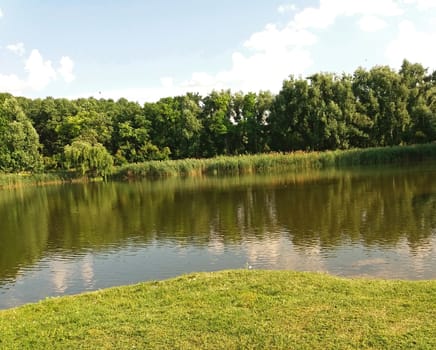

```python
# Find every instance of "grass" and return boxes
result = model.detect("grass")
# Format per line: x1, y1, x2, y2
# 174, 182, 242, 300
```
0, 171, 103, 189
0, 172, 63, 189
0, 270, 435, 349
113, 143, 436, 180
2, 143, 436, 187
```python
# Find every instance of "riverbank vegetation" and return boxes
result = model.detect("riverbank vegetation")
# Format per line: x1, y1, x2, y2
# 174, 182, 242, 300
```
0, 60, 435, 179
0, 270, 435, 349
1, 143, 435, 187
112, 143, 436, 179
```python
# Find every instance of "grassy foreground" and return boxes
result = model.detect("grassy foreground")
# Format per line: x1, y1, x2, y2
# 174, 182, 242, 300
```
0, 271, 435, 349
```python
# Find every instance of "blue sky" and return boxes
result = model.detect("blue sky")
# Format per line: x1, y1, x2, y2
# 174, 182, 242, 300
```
1, 0, 435, 102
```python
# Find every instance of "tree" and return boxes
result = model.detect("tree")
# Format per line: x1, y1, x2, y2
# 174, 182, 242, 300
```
176, 93, 203, 158
269, 77, 312, 151
23, 97, 79, 159
144, 94, 202, 159
197, 90, 233, 157
0, 97, 42, 172
226, 92, 247, 154
305, 73, 342, 150
252, 91, 273, 153
400, 60, 436, 143
63, 140, 113, 179
353, 66, 410, 146
226, 91, 272, 154
56, 110, 113, 148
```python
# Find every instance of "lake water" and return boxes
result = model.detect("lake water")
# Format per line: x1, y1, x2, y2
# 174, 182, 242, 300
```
1, 163, 436, 309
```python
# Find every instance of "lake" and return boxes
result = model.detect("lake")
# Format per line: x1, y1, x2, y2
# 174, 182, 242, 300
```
1, 163, 436, 309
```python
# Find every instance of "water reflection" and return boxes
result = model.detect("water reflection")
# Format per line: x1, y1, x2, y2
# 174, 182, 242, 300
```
1, 163, 436, 308
49, 254, 95, 293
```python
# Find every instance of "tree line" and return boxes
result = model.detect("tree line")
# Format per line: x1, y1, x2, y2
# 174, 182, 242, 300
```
0, 60, 435, 176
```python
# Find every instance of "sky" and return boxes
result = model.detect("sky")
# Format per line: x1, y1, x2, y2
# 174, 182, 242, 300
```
0, 0, 435, 103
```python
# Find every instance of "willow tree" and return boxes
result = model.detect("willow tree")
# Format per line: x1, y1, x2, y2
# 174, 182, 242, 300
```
63, 140, 113, 179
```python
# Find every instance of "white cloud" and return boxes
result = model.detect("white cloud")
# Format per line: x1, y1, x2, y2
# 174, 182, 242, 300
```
98, 20, 316, 102
358, 15, 388, 32
293, 0, 402, 30
68, 0, 434, 104
293, 6, 336, 29
0, 74, 25, 93
177, 22, 316, 95
160, 76, 174, 89
386, 20, 436, 69
6, 42, 26, 56
278, 4, 297, 14
402, 0, 436, 9
80, 4, 320, 102
81, 42, 314, 104
338, 0, 403, 16
0, 49, 75, 94
244, 23, 317, 51
227, 48, 312, 92
131, 4, 319, 100
182, 72, 217, 89
58, 56, 75, 83
80, 86, 187, 104
25, 49, 57, 90
0, 8, 3, 18
139, 0, 407, 101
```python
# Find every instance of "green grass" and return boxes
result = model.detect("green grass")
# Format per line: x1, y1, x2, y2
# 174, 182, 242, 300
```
113, 143, 436, 180
2, 144, 436, 186
0, 270, 435, 349
0, 172, 66, 189
0, 171, 103, 189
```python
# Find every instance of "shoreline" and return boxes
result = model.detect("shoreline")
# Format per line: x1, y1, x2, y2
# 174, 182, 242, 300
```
1, 143, 435, 189
0, 270, 435, 349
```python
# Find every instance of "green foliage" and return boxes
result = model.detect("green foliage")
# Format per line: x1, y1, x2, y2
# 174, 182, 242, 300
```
0, 171, 75, 189
0, 270, 435, 349
109, 98, 168, 164
199, 90, 233, 157
400, 61, 436, 143
145, 93, 202, 159
112, 144, 436, 180
23, 97, 79, 157
0, 97, 42, 172
0, 60, 434, 177
63, 140, 113, 179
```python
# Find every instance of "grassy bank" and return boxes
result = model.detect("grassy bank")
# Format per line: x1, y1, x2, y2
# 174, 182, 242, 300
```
0, 171, 103, 189
1, 144, 436, 187
112, 143, 436, 180
0, 270, 435, 349
0, 172, 67, 189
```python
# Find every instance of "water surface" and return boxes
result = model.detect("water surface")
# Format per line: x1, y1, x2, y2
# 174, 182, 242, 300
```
1, 163, 435, 309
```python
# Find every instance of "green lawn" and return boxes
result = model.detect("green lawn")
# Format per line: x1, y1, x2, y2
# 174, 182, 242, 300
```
0, 270, 435, 349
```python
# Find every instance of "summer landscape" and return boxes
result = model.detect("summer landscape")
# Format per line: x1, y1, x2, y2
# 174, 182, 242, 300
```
1, 1, 436, 349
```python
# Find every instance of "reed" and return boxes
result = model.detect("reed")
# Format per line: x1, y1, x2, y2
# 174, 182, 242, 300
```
0, 171, 101, 189
2, 144, 435, 186
334, 143, 436, 166
112, 143, 436, 180
0, 172, 67, 189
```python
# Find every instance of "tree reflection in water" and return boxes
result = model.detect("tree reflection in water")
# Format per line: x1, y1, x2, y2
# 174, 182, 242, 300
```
1, 163, 436, 307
